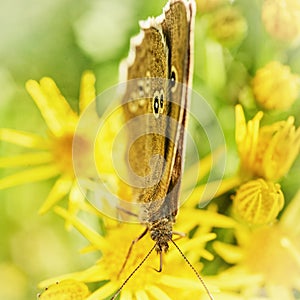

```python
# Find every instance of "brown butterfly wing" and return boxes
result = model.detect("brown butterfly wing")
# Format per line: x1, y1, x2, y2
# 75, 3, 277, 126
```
120, 0, 195, 222
147, 0, 195, 221
120, 23, 171, 216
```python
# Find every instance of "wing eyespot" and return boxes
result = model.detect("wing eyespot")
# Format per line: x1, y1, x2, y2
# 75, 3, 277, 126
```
152, 89, 165, 118
170, 66, 178, 92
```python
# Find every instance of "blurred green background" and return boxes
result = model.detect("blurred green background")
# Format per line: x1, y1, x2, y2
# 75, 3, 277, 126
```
0, 0, 299, 299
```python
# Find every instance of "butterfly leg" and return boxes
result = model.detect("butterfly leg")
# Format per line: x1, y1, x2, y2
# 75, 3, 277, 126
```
153, 251, 163, 272
116, 205, 139, 222
152, 231, 186, 273
117, 227, 148, 278
116, 205, 139, 217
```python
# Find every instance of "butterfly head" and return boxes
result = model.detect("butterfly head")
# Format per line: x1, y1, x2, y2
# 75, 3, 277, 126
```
149, 218, 173, 253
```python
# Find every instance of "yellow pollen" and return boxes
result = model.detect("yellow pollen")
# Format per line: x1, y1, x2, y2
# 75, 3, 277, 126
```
102, 228, 159, 292
51, 133, 74, 175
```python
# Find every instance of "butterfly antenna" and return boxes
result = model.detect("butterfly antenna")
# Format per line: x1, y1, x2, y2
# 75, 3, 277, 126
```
170, 239, 215, 300
111, 243, 157, 300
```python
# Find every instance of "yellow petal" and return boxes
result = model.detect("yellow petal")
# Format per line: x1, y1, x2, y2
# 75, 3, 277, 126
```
247, 113, 262, 163
177, 208, 237, 234
167, 233, 216, 261
214, 291, 249, 300
86, 281, 119, 300
235, 105, 263, 171
78, 200, 106, 217
0, 128, 49, 149
38, 279, 90, 300
280, 237, 300, 269
79, 71, 96, 113
120, 290, 133, 300
38, 174, 73, 214
200, 249, 215, 261
211, 266, 264, 289
79, 244, 97, 254
135, 289, 149, 300
65, 181, 86, 230
263, 116, 300, 180
145, 285, 171, 300
167, 233, 216, 263
0, 164, 60, 190
54, 206, 110, 251
185, 176, 241, 208
159, 275, 201, 289
265, 283, 294, 300
213, 241, 243, 264
25, 78, 78, 137
235, 104, 247, 145
39, 265, 107, 289
0, 152, 53, 168
182, 146, 226, 191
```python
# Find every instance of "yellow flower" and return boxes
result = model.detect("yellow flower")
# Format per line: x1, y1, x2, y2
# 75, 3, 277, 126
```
207, 6, 248, 47
196, 0, 228, 13
252, 61, 300, 110
235, 104, 300, 181
262, 0, 300, 42
36, 204, 235, 300
0, 72, 96, 216
213, 189, 300, 298
232, 178, 284, 226
38, 279, 90, 300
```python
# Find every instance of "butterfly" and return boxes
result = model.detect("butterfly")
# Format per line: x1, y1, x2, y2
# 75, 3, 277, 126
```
111, 0, 214, 299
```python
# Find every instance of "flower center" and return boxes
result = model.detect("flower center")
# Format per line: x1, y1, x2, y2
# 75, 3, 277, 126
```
51, 132, 74, 175
103, 228, 157, 290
